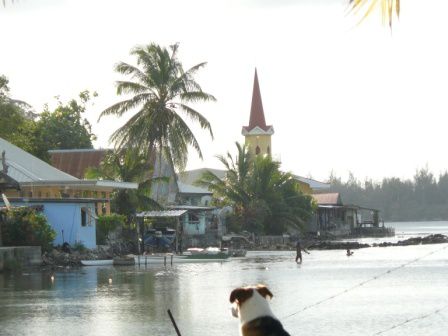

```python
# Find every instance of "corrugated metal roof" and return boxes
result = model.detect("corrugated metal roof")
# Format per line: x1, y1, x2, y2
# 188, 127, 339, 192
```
1, 137, 78, 183
49, 149, 109, 179
178, 168, 226, 185
0, 138, 137, 190
18, 180, 138, 189
177, 181, 212, 195
312, 193, 342, 205
136, 210, 187, 217
293, 175, 330, 191
167, 205, 215, 210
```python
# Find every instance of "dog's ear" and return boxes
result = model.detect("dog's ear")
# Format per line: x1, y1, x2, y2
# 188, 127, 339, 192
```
256, 285, 273, 299
230, 287, 253, 304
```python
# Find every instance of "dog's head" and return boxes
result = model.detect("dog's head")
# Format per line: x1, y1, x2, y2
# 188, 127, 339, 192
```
229, 284, 274, 320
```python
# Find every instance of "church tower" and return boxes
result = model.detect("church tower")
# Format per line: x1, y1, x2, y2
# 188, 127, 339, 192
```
241, 69, 274, 157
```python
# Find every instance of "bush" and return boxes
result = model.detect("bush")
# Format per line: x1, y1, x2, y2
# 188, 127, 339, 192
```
0, 207, 56, 252
72, 241, 87, 253
96, 213, 126, 245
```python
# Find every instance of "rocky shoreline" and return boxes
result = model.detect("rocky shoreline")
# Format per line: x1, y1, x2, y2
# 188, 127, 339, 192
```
38, 234, 448, 268
41, 245, 116, 269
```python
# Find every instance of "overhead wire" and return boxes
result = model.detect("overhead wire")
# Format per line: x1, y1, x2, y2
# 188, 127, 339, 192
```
281, 243, 448, 321
372, 303, 448, 335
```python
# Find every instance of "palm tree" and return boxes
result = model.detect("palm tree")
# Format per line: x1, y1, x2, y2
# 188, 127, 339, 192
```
349, 0, 400, 28
85, 149, 162, 219
248, 155, 315, 234
197, 142, 251, 212
197, 142, 315, 234
98, 43, 216, 172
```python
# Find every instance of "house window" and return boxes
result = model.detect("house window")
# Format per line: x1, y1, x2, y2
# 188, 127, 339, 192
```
267, 146, 271, 155
81, 207, 87, 227
188, 213, 199, 223
81, 207, 96, 227
255, 146, 260, 155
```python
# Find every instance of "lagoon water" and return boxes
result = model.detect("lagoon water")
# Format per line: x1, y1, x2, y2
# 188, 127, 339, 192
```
1, 221, 448, 336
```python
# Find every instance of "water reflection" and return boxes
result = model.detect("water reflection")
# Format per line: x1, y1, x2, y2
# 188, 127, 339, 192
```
1, 246, 448, 336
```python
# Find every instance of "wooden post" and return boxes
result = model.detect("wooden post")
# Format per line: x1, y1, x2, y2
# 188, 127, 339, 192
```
175, 217, 179, 254
167, 309, 182, 336
136, 218, 141, 256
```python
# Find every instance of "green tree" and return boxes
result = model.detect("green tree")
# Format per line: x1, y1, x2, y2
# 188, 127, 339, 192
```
33, 91, 97, 161
85, 148, 161, 220
0, 75, 37, 153
96, 213, 126, 245
197, 143, 315, 234
0, 207, 56, 252
98, 43, 216, 172
197, 142, 251, 229
248, 155, 315, 234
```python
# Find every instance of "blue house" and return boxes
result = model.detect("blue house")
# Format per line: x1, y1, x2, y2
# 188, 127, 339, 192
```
0, 137, 137, 249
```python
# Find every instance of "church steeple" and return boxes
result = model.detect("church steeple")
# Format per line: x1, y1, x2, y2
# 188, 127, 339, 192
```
242, 69, 274, 157
248, 69, 267, 130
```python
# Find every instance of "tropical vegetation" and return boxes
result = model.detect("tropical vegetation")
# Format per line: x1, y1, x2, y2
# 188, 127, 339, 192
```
96, 213, 127, 245
349, 0, 400, 28
197, 143, 316, 235
0, 77, 96, 162
31, 91, 96, 161
98, 43, 216, 173
0, 207, 56, 252
85, 148, 162, 219
329, 168, 448, 221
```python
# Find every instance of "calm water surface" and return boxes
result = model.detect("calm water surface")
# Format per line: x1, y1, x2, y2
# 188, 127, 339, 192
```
1, 221, 448, 336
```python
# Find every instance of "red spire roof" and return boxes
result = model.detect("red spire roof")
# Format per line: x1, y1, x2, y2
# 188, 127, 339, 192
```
243, 69, 272, 132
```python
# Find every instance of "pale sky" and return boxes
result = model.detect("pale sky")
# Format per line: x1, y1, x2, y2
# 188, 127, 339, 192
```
1, 0, 448, 183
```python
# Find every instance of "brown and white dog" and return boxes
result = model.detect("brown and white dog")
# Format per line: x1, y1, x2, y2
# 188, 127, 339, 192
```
230, 285, 291, 336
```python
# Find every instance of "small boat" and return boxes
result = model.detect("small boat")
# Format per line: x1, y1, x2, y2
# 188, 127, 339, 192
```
81, 259, 113, 266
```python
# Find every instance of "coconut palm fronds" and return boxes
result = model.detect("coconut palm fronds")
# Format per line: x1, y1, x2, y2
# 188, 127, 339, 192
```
349, 0, 400, 28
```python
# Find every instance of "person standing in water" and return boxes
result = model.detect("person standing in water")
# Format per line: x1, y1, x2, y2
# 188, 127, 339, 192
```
295, 239, 310, 263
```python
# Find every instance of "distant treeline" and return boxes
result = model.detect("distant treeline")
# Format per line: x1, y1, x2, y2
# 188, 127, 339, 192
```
328, 168, 448, 222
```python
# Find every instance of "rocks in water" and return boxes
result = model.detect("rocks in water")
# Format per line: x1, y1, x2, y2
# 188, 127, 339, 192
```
41, 244, 119, 268
306, 234, 448, 250
373, 234, 448, 247
307, 241, 370, 250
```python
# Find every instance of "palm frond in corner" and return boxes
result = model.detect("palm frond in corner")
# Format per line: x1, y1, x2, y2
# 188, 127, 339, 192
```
349, 0, 400, 28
